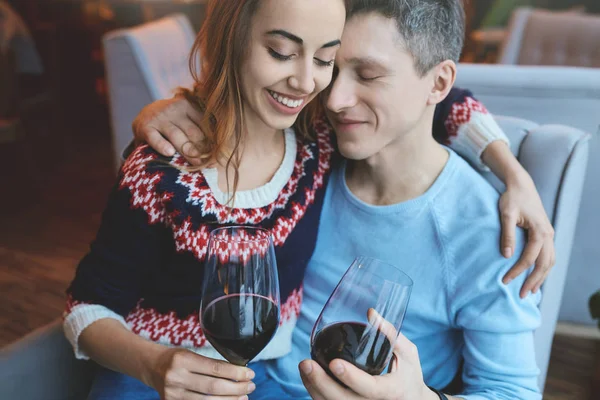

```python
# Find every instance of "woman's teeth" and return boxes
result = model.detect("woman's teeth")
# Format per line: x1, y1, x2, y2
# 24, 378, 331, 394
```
268, 90, 304, 108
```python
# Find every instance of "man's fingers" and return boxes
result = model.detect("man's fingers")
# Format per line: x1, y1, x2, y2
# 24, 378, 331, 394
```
500, 211, 518, 259
158, 123, 198, 157
161, 120, 204, 165
299, 360, 354, 400
143, 121, 204, 165
131, 95, 207, 165
366, 309, 418, 364
367, 308, 398, 346
171, 121, 204, 165
142, 128, 176, 157
180, 99, 205, 127
299, 360, 327, 400
392, 332, 420, 363
178, 119, 205, 145
327, 359, 384, 399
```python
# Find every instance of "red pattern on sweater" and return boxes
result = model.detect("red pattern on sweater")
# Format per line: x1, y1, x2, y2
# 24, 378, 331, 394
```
65, 287, 304, 349
64, 125, 332, 351
444, 96, 489, 140
118, 129, 334, 263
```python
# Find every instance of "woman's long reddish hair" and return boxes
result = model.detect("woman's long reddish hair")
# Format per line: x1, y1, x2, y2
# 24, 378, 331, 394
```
179, 0, 326, 202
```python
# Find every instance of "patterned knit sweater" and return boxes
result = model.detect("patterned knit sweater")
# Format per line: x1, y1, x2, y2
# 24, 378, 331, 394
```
64, 88, 507, 361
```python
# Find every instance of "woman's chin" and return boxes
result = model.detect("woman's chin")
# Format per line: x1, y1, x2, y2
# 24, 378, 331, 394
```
264, 114, 301, 130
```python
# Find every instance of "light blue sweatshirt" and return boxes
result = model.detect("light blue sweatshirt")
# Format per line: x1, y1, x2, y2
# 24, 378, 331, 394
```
255, 149, 542, 400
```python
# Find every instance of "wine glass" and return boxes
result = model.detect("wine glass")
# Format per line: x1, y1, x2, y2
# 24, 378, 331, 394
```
200, 226, 280, 366
310, 256, 412, 381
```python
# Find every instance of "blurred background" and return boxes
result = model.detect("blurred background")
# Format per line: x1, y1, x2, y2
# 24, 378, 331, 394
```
0, 1, 599, 399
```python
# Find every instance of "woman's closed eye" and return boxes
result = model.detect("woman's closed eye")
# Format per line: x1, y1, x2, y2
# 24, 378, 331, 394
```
269, 48, 334, 68
314, 58, 335, 67
268, 48, 293, 61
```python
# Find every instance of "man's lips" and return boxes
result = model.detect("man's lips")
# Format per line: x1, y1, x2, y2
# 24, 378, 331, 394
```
332, 118, 367, 129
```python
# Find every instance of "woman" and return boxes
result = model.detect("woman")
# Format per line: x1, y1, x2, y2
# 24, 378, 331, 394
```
64, 0, 348, 399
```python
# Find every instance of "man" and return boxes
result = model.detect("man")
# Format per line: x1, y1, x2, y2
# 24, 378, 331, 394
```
133, 1, 544, 398
264, 1, 541, 398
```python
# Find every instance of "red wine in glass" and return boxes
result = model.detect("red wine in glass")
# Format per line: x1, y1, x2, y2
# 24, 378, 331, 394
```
311, 321, 392, 381
201, 226, 280, 366
202, 294, 279, 366
311, 256, 412, 380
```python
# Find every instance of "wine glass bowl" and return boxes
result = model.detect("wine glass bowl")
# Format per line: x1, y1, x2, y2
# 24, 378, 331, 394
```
200, 226, 280, 366
310, 256, 412, 380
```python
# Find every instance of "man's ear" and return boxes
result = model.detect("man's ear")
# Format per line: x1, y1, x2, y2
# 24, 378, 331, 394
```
426, 60, 456, 106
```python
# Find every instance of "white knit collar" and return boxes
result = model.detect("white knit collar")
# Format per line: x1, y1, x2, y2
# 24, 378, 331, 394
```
202, 128, 297, 208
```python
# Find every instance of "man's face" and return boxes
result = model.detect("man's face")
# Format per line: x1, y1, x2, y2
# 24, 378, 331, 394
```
325, 13, 434, 161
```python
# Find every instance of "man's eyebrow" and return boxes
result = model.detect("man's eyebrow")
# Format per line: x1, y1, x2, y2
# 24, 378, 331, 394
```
347, 56, 387, 69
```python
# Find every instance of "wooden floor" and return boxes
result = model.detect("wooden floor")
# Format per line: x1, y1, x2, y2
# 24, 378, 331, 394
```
1, 119, 598, 399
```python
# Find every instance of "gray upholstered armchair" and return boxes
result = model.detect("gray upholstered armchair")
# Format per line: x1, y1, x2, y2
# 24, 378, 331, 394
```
455, 63, 600, 332
102, 13, 197, 171
0, 116, 590, 399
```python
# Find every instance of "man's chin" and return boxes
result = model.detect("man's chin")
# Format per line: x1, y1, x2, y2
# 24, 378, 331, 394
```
337, 142, 371, 161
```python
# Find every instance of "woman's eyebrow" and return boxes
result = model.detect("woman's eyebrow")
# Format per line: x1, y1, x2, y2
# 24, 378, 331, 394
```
266, 29, 341, 49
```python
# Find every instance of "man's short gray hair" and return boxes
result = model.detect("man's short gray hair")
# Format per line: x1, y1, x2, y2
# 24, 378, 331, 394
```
348, 0, 465, 76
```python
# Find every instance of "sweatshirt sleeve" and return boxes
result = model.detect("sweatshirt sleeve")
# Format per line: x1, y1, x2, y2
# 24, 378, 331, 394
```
449, 225, 542, 400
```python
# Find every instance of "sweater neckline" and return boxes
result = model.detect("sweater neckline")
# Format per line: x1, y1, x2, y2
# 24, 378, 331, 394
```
202, 128, 297, 209
338, 147, 456, 215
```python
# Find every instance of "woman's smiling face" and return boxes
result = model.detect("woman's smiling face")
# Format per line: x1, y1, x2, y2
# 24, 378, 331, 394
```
239, 0, 346, 132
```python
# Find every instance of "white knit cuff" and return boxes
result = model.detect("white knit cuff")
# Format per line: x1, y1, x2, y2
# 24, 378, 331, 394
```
449, 112, 510, 171
63, 304, 129, 360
